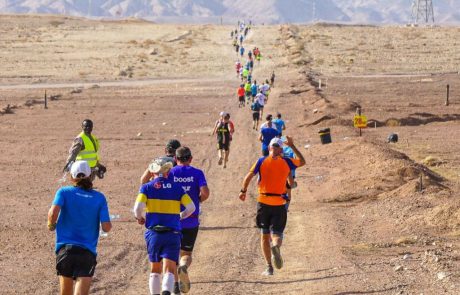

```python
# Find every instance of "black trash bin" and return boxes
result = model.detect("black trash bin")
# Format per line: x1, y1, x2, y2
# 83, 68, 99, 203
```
319, 128, 332, 144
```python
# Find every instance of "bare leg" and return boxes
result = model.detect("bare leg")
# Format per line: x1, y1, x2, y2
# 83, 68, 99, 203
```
74, 277, 92, 295
180, 250, 193, 268
261, 233, 271, 266
223, 149, 229, 168
271, 234, 283, 248
59, 276, 74, 295
218, 149, 223, 165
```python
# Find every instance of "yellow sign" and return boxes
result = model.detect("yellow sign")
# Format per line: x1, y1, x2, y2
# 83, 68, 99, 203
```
353, 115, 367, 128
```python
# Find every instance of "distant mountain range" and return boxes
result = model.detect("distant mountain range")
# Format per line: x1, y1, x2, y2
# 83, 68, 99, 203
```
0, 0, 459, 24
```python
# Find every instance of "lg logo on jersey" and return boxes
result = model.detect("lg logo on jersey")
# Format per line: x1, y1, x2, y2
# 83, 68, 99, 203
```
154, 182, 172, 189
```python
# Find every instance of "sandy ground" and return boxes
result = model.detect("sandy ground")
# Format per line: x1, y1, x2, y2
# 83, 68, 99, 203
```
2, 15, 460, 294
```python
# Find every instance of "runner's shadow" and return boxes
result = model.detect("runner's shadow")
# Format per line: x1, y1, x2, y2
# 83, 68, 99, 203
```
194, 272, 352, 285
200, 226, 253, 231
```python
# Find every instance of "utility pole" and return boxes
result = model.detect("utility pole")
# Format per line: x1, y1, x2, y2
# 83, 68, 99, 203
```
312, 0, 316, 23
411, 0, 435, 25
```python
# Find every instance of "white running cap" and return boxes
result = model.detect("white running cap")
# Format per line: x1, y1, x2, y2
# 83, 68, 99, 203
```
219, 111, 228, 116
70, 161, 92, 178
269, 137, 284, 148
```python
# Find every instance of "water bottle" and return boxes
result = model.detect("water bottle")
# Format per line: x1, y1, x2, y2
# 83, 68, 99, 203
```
110, 214, 120, 221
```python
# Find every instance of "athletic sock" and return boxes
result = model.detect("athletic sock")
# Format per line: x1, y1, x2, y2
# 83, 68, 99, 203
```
162, 272, 175, 293
149, 273, 161, 295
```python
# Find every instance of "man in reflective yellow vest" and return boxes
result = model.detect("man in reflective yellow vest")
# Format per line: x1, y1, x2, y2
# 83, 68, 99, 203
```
63, 119, 106, 180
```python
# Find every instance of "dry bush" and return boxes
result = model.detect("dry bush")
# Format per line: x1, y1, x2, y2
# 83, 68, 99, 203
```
49, 20, 64, 27
78, 71, 88, 77
137, 53, 148, 60
128, 40, 138, 45
386, 118, 401, 126
183, 38, 193, 48
143, 39, 156, 46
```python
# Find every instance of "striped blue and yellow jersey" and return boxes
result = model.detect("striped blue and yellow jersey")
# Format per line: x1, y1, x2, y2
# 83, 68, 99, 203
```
137, 176, 193, 231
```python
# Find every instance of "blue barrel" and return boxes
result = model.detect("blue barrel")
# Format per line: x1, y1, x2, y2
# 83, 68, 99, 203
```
319, 128, 332, 144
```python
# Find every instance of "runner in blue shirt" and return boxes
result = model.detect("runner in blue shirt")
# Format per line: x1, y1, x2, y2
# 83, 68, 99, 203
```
169, 147, 210, 294
134, 157, 196, 295
48, 161, 112, 295
251, 80, 258, 99
272, 113, 286, 136
259, 114, 280, 156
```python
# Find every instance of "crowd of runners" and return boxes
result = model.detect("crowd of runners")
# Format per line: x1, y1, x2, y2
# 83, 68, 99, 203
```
47, 20, 305, 295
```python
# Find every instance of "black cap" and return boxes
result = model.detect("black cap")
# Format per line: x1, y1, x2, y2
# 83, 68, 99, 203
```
165, 139, 181, 155
176, 146, 192, 161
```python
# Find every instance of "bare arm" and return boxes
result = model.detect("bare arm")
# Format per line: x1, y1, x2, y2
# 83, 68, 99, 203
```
211, 121, 218, 136
63, 138, 83, 171
140, 168, 153, 185
47, 205, 61, 231
258, 133, 263, 142
199, 186, 210, 202
285, 136, 306, 167
238, 172, 255, 201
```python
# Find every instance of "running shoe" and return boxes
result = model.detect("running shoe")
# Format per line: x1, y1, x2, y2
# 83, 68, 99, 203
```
218, 158, 223, 165
173, 282, 181, 294
261, 265, 274, 276
178, 265, 191, 293
271, 245, 283, 269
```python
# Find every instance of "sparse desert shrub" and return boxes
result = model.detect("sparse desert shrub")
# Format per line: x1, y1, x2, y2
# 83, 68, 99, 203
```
128, 40, 138, 45
143, 39, 156, 46
49, 20, 64, 27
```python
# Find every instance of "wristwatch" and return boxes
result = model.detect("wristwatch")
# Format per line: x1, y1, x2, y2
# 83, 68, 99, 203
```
240, 189, 247, 193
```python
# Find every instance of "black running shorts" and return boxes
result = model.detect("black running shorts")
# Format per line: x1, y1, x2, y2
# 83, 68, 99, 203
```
239, 96, 245, 102
256, 203, 287, 235
56, 245, 97, 279
217, 142, 229, 151
181, 227, 199, 252
252, 112, 260, 121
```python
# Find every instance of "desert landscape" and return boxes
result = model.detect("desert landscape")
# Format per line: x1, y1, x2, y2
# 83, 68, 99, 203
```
1, 14, 460, 294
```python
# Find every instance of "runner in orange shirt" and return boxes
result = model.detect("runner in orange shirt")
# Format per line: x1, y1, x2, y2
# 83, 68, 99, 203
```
239, 136, 305, 276
237, 84, 245, 108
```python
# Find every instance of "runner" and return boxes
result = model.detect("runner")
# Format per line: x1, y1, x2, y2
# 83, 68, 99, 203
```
211, 112, 234, 168
235, 43, 240, 56
140, 139, 181, 185
134, 157, 196, 295
169, 147, 210, 294
237, 84, 245, 108
259, 115, 280, 156
251, 100, 262, 130
239, 136, 305, 276
272, 113, 286, 136
270, 71, 276, 88
254, 91, 266, 118
242, 67, 249, 81
282, 141, 297, 211
48, 160, 112, 295
240, 46, 245, 58
244, 81, 252, 105
251, 80, 258, 100
248, 50, 253, 60
235, 61, 241, 78
239, 35, 243, 45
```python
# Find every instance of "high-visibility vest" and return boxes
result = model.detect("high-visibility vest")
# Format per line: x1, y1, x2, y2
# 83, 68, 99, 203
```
76, 132, 100, 168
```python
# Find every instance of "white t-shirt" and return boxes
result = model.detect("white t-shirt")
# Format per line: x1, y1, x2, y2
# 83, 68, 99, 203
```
255, 93, 266, 106
260, 121, 278, 130
259, 84, 270, 94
